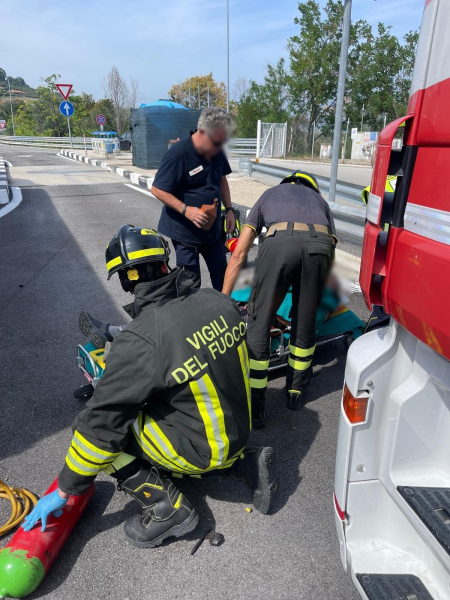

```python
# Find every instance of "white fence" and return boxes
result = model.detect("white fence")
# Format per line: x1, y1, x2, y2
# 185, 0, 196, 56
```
257, 121, 287, 159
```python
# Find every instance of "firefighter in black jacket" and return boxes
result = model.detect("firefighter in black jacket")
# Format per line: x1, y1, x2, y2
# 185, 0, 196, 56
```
23, 225, 277, 548
222, 171, 336, 428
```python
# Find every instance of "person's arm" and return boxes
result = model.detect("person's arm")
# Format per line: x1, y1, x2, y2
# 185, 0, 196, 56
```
151, 186, 209, 229
222, 225, 257, 295
220, 176, 235, 233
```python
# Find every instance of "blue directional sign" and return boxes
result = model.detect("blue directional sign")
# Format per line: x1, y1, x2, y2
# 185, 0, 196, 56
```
59, 101, 74, 118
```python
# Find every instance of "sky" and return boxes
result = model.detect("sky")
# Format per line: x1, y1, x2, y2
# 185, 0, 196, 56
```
2, 0, 425, 103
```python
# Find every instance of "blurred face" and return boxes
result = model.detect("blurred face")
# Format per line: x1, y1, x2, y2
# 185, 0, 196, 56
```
197, 126, 229, 158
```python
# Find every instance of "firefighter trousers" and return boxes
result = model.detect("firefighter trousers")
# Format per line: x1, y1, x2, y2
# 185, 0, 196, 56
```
247, 226, 334, 416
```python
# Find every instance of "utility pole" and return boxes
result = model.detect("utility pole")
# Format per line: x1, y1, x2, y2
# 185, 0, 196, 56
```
361, 103, 365, 131
226, 0, 230, 113
6, 77, 15, 136
311, 121, 315, 160
198, 83, 200, 108
207, 84, 210, 107
329, 0, 352, 203
383, 113, 387, 128
188, 83, 191, 108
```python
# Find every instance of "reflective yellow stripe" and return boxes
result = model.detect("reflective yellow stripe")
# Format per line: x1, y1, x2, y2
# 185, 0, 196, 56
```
190, 374, 229, 469
250, 358, 269, 371
244, 224, 257, 233
106, 256, 122, 271
174, 494, 182, 509
127, 248, 165, 260
145, 417, 199, 473
295, 173, 318, 190
289, 344, 315, 358
288, 357, 312, 371
65, 448, 107, 476
250, 377, 267, 389
132, 415, 182, 472
238, 342, 252, 424
73, 431, 120, 461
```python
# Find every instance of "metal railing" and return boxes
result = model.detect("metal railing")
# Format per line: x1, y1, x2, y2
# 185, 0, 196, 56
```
227, 138, 258, 155
241, 159, 366, 243
0, 136, 92, 149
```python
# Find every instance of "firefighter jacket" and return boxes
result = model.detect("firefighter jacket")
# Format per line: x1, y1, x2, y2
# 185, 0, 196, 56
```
59, 269, 251, 495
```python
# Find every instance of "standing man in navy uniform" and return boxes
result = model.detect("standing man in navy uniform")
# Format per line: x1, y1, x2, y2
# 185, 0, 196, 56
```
151, 107, 236, 290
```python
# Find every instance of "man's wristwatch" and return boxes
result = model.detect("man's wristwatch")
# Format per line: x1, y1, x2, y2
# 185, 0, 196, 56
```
225, 206, 234, 213
181, 204, 187, 216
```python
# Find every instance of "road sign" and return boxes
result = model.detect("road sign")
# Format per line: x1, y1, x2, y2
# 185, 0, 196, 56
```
351, 127, 358, 140
0, 121, 6, 130
59, 101, 74, 117
55, 84, 73, 100
96, 114, 106, 126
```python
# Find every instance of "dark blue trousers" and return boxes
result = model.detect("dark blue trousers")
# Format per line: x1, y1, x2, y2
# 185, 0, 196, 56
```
172, 238, 227, 291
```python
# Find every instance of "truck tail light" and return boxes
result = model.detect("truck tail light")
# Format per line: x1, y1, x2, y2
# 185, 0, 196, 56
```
342, 384, 369, 424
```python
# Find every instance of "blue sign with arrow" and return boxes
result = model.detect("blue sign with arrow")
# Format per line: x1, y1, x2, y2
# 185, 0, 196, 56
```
59, 101, 74, 118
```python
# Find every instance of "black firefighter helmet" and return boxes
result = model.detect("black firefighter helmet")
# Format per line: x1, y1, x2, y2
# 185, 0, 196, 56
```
280, 170, 320, 193
105, 224, 170, 286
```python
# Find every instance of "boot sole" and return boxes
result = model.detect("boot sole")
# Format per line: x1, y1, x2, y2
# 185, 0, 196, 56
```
79, 311, 108, 350
286, 401, 303, 410
125, 509, 199, 549
253, 447, 278, 515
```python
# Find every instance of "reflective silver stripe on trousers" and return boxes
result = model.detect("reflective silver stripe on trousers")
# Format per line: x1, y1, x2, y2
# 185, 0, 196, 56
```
197, 377, 226, 464
366, 192, 382, 225
404, 203, 450, 245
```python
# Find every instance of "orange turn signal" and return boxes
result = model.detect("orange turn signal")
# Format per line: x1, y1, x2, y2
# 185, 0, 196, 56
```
342, 384, 369, 424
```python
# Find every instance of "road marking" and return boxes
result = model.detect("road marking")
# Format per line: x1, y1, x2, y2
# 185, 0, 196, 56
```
0, 187, 23, 218
124, 183, 156, 198
56, 152, 80, 163
4, 160, 13, 167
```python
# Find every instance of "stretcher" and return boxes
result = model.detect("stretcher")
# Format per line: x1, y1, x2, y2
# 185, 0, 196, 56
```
73, 285, 365, 400
231, 286, 365, 372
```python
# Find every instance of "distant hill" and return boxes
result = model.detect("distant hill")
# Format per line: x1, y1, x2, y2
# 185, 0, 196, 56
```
0, 67, 37, 100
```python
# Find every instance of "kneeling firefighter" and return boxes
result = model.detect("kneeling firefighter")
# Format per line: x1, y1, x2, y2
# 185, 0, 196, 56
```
222, 171, 337, 428
23, 225, 278, 547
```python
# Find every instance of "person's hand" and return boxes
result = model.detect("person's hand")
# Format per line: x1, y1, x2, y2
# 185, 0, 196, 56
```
185, 206, 210, 229
22, 489, 68, 532
225, 210, 236, 234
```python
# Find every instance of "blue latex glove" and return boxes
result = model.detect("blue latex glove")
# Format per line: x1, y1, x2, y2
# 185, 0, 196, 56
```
22, 490, 68, 532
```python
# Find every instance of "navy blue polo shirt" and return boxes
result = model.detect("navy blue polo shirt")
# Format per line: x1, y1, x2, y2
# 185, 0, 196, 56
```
155, 135, 232, 245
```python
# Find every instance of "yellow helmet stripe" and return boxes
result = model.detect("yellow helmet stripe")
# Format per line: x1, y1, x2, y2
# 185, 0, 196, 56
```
294, 173, 318, 190
106, 256, 122, 271
128, 248, 165, 260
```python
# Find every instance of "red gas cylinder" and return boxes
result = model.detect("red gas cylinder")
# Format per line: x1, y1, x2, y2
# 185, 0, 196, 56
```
0, 478, 95, 599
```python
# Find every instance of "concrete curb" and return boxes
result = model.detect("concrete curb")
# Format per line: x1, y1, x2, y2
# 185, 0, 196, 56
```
0, 156, 11, 205
0, 187, 23, 218
59, 150, 155, 195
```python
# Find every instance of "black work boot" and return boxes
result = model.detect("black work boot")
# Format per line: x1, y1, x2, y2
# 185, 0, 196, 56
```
286, 390, 305, 410
118, 465, 198, 548
229, 447, 278, 514
79, 311, 114, 349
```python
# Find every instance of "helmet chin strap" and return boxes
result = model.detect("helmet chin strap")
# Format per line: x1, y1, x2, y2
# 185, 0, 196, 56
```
118, 262, 171, 293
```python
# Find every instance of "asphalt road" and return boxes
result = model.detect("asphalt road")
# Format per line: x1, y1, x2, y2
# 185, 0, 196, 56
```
0, 146, 367, 600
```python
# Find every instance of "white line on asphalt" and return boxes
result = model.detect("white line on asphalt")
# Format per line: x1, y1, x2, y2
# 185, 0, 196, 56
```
4, 160, 13, 167
124, 183, 156, 198
56, 152, 80, 163
0, 187, 23, 218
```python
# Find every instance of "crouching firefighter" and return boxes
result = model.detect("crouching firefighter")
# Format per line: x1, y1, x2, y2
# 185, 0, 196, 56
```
23, 225, 278, 548
222, 171, 337, 428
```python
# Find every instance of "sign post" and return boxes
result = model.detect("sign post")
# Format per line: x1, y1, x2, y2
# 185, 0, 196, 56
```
96, 114, 106, 132
56, 84, 74, 148
59, 101, 75, 148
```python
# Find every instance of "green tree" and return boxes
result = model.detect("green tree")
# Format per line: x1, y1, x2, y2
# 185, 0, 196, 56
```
168, 74, 227, 109
235, 59, 289, 137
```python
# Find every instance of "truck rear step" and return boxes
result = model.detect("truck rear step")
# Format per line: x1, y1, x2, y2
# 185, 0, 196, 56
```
356, 574, 434, 600
398, 487, 450, 555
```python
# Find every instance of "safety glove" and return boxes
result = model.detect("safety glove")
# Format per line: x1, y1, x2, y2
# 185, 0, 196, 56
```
22, 489, 68, 532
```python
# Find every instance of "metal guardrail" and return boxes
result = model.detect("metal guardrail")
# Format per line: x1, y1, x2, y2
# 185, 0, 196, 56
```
0, 136, 92, 149
227, 138, 258, 155
240, 159, 366, 243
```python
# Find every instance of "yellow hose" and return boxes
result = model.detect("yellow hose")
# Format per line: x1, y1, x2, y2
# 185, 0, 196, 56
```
0, 480, 38, 537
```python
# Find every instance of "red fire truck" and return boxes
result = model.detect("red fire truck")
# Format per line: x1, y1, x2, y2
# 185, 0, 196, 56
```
334, 1, 450, 598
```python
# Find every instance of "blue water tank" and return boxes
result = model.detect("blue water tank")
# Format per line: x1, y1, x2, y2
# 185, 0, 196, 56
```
130, 100, 197, 169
